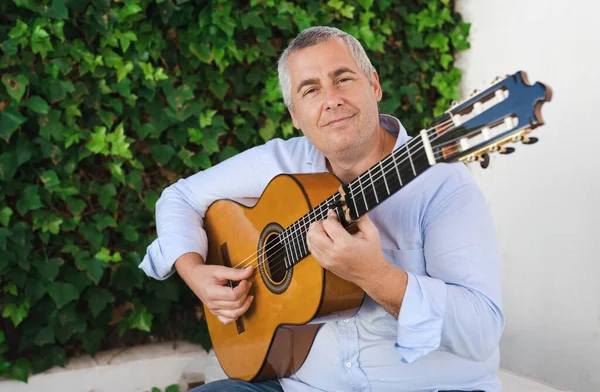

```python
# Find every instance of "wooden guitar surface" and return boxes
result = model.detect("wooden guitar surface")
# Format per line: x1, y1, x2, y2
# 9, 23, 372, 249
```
203, 172, 365, 381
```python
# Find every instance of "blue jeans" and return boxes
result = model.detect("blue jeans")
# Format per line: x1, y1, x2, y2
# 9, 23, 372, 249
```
188, 379, 283, 392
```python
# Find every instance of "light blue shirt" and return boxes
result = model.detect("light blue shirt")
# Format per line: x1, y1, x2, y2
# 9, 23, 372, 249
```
140, 115, 504, 392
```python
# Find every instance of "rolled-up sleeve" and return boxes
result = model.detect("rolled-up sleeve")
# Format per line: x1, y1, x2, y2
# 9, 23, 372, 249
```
138, 141, 290, 280
395, 165, 504, 363
138, 138, 310, 280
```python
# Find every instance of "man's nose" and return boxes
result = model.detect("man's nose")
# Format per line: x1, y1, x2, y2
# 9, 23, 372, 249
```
323, 86, 343, 110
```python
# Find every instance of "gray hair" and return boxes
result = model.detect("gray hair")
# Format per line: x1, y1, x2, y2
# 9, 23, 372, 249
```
277, 26, 376, 111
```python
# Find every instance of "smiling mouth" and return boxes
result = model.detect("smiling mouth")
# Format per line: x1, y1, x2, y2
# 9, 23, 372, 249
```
324, 114, 355, 127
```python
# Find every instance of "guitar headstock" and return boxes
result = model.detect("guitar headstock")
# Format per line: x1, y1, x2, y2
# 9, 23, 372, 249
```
429, 71, 552, 168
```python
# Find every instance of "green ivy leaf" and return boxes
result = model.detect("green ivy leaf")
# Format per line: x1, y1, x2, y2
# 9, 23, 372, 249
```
9, 358, 30, 383
25, 279, 47, 304
120, 3, 142, 19
3, 282, 17, 296
85, 287, 115, 317
79, 329, 104, 356
34, 326, 56, 346
86, 126, 109, 155
24, 95, 50, 114
259, 118, 276, 142
0, 207, 13, 227
45, 0, 68, 20
98, 184, 117, 210
129, 304, 153, 333
199, 109, 218, 128
31, 26, 53, 59
150, 144, 175, 165
116, 61, 134, 83
47, 282, 80, 308
2, 74, 29, 103
35, 258, 64, 281
40, 170, 60, 188
209, 81, 229, 100
2, 303, 28, 327
189, 42, 212, 63
8, 20, 29, 40
16, 185, 44, 215
0, 152, 18, 181
241, 12, 265, 29
0, 106, 27, 142
107, 123, 133, 159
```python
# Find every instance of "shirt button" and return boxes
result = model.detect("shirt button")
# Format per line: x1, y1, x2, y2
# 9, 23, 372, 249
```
345, 361, 352, 368
344, 319, 350, 323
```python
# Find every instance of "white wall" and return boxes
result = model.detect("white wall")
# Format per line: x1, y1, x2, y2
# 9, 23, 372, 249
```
455, 1, 600, 391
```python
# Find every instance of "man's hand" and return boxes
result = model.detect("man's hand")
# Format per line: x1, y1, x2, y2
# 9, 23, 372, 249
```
306, 210, 388, 285
306, 210, 408, 318
175, 252, 254, 325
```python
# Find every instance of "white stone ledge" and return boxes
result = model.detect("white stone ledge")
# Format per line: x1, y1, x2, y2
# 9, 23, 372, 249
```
0, 341, 568, 392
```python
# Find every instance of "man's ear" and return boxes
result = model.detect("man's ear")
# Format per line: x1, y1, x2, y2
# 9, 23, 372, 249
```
289, 107, 300, 129
370, 70, 383, 102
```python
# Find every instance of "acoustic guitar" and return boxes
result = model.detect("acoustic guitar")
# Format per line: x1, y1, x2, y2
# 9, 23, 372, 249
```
202, 71, 552, 381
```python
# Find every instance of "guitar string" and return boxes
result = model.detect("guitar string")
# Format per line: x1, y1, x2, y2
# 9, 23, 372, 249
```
229, 117, 455, 271
230, 123, 450, 278
262, 141, 434, 281
230, 118, 456, 274
229, 121, 446, 272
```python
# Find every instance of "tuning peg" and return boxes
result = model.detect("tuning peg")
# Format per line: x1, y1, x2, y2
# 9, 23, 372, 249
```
499, 147, 516, 155
470, 89, 480, 97
479, 153, 490, 169
522, 137, 538, 145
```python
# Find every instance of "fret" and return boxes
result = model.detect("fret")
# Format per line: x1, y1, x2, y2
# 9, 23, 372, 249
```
391, 151, 403, 186
349, 185, 359, 219
289, 224, 300, 264
379, 160, 390, 195
357, 175, 369, 212
405, 143, 417, 176
299, 218, 308, 256
282, 231, 291, 268
368, 168, 379, 204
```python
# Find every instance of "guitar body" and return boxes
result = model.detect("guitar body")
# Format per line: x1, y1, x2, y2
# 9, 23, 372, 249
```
203, 173, 365, 382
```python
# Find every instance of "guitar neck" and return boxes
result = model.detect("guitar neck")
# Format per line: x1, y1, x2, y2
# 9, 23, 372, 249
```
279, 135, 433, 268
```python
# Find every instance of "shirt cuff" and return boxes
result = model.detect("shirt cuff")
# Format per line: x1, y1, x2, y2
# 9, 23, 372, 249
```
395, 272, 447, 363
138, 227, 208, 280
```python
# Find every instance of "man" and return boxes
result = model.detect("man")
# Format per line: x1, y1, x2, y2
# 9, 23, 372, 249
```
140, 26, 504, 392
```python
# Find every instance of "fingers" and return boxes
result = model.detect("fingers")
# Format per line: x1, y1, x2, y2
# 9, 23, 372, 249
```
307, 219, 333, 250
215, 294, 255, 324
206, 278, 252, 302
322, 209, 350, 242
212, 264, 253, 283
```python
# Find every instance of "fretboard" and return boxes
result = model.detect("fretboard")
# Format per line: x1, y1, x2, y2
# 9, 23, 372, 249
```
280, 136, 431, 268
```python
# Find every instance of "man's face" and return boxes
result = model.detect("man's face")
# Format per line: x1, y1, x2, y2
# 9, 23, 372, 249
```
287, 37, 383, 160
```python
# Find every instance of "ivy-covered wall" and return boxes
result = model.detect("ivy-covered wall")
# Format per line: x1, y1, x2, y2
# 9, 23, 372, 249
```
0, 0, 470, 382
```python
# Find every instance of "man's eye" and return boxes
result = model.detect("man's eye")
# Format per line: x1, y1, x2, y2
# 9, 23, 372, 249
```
304, 88, 317, 96
338, 78, 351, 83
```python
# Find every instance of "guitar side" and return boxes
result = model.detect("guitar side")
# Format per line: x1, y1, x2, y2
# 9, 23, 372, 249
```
203, 173, 364, 381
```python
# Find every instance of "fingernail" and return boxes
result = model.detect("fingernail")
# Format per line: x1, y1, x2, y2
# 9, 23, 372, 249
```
245, 266, 252, 271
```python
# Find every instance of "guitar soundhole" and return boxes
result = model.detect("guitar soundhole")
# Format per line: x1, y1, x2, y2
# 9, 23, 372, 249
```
265, 234, 287, 283
258, 223, 293, 294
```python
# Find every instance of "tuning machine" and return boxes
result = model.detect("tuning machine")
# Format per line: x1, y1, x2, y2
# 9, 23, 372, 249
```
521, 136, 538, 145
478, 153, 490, 169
